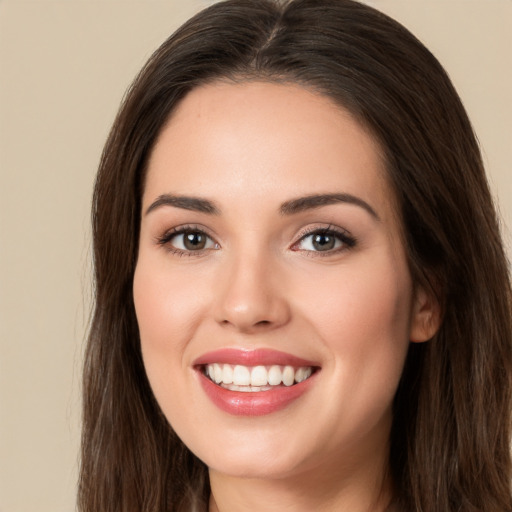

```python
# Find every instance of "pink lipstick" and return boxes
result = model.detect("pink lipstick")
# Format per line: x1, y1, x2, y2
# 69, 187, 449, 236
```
194, 348, 319, 416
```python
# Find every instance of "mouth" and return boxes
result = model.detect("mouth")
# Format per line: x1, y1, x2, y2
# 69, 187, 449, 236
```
202, 363, 315, 392
194, 349, 320, 416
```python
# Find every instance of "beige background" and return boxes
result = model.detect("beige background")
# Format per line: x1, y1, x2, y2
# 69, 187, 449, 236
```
0, 1, 510, 511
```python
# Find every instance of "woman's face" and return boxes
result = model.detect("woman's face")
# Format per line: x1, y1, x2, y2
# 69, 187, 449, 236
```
134, 82, 432, 480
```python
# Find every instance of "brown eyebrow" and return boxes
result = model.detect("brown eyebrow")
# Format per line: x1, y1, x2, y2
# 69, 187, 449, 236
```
280, 193, 380, 220
145, 194, 220, 216
145, 192, 379, 219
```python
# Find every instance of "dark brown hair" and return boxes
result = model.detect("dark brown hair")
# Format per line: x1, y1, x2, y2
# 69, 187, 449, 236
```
79, 1, 512, 510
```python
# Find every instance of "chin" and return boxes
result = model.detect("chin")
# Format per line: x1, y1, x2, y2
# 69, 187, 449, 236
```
206, 452, 308, 480
183, 424, 320, 481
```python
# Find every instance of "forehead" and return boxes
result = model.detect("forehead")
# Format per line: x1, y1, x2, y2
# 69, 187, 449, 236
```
144, 81, 395, 219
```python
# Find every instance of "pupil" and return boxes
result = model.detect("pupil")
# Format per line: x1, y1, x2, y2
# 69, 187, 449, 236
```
313, 233, 335, 251
184, 232, 206, 250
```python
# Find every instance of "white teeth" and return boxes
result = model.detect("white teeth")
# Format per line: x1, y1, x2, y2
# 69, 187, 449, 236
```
251, 366, 268, 386
213, 363, 223, 384
295, 367, 312, 383
268, 365, 282, 386
204, 363, 315, 388
233, 365, 251, 386
222, 384, 273, 392
282, 365, 295, 386
222, 364, 233, 384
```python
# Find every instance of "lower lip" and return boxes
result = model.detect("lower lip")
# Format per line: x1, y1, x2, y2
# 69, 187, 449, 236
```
197, 371, 317, 416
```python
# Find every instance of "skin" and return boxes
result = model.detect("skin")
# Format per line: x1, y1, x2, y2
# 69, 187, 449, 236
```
133, 81, 439, 512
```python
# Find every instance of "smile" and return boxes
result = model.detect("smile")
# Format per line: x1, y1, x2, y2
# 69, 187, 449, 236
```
204, 363, 313, 392
194, 349, 320, 416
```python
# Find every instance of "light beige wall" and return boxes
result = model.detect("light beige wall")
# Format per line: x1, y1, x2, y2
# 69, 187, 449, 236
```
369, 0, 512, 251
0, 2, 509, 511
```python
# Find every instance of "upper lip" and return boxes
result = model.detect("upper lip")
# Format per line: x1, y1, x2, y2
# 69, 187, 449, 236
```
193, 348, 319, 368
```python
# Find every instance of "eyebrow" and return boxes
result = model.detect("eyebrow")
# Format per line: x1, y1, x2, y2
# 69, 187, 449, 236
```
145, 192, 379, 220
280, 193, 380, 220
145, 194, 220, 216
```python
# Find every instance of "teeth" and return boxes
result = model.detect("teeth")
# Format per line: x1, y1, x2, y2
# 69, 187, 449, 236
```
222, 384, 273, 392
295, 367, 312, 383
213, 363, 223, 384
204, 363, 314, 388
268, 365, 282, 386
282, 365, 295, 386
251, 366, 267, 386
222, 364, 233, 384
233, 365, 251, 386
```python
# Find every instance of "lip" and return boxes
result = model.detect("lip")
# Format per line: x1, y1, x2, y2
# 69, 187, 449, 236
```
197, 370, 317, 416
193, 348, 320, 416
193, 348, 318, 367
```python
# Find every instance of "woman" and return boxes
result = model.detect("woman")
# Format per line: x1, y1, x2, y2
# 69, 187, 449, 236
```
79, 1, 512, 511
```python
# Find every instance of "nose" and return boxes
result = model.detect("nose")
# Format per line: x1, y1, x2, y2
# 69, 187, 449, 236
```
213, 251, 291, 334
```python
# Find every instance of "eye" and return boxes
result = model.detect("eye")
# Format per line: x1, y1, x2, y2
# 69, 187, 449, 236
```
173, 231, 215, 250
157, 227, 219, 254
293, 227, 356, 253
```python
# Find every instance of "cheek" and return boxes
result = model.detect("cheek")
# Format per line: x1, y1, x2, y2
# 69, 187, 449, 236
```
295, 252, 413, 408
132, 255, 210, 415
325, 274, 411, 350
133, 257, 207, 356
309, 245, 411, 335
133, 259, 220, 444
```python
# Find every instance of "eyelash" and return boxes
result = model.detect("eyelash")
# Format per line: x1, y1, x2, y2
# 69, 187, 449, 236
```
156, 224, 218, 257
156, 224, 356, 257
291, 225, 357, 256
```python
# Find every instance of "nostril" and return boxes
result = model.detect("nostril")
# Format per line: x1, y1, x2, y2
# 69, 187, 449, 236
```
215, 291, 291, 332
219, 318, 274, 332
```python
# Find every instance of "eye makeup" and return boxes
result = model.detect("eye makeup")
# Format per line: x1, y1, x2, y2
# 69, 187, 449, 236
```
155, 224, 220, 257
154, 221, 357, 259
291, 224, 357, 256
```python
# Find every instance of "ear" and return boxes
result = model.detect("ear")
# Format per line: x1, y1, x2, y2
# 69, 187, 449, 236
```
409, 284, 441, 343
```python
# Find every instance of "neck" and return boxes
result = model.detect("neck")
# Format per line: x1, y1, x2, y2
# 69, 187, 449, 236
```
208, 447, 393, 512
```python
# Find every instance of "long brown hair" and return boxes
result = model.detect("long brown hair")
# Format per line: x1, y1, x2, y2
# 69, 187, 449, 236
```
79, 1, 512, 510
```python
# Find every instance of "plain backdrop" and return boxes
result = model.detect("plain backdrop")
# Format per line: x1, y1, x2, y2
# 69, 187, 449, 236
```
0, 1, 510, 511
